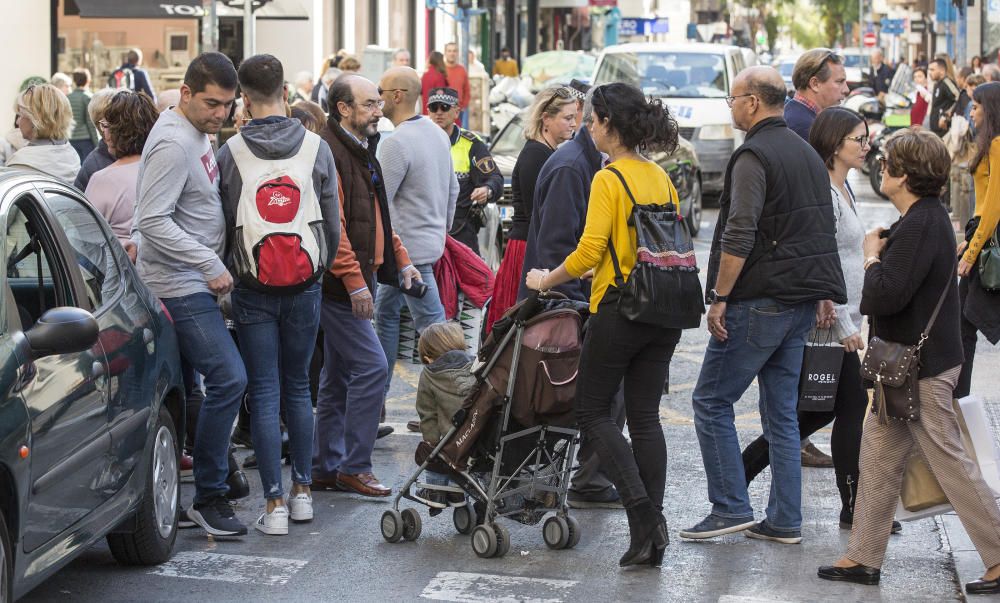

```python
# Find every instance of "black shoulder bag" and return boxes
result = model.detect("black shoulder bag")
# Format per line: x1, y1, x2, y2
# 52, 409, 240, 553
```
605, 167, 704, 329
860, 280, 952, 424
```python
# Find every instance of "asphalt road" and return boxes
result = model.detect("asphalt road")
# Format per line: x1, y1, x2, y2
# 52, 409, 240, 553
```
22, 172, 1000, 602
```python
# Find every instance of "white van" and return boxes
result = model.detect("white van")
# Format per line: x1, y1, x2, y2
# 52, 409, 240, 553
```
592, 43, 757, 194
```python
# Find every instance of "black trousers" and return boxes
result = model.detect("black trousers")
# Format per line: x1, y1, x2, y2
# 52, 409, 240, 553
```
956, 274, 979, 399
742, 350, 867, 481
574, 305, 681, 510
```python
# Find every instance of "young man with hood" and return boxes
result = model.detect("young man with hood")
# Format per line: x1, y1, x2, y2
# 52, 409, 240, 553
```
216, 54, 340, 535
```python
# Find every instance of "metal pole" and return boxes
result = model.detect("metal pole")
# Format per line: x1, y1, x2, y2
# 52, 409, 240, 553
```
202, 0, 219, 52
243, 0, 256, 61
461, 8, 470, 128
858, 0, 863, 48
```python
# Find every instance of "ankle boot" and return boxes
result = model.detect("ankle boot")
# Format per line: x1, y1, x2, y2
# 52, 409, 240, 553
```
836, 473, 857, 529
619, 500, 668, 568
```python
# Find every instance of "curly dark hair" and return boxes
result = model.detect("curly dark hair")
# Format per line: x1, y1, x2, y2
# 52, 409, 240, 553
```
591, 82, 678, 154
103, 90, 159, 157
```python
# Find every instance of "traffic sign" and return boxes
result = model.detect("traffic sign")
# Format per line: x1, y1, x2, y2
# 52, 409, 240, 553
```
880, 17, 905, 34
863, 31, 877, 47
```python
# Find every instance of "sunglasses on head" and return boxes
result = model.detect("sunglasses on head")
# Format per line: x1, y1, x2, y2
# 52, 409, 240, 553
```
428, 103, 453, 113
540, 86, 573, 114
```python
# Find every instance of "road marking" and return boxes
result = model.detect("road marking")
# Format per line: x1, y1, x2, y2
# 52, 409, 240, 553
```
395, 361, 422, 387
149, 551, 307, 586
719, 596, 798, 603
420, 571, 578, 602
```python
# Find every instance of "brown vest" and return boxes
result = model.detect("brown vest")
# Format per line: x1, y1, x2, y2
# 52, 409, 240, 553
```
320, 119, 398, 303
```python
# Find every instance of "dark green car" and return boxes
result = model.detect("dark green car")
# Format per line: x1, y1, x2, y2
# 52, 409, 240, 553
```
0, 171, 185, 601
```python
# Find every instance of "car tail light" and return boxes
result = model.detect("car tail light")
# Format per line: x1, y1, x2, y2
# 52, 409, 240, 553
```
160, 300, 173, 323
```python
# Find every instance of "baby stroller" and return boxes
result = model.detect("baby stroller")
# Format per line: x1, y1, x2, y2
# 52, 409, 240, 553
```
379, 292, 588, 558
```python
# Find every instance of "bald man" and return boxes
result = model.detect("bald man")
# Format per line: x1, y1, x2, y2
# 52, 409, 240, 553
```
374, 67, 458, 402
681, 66, 847, 544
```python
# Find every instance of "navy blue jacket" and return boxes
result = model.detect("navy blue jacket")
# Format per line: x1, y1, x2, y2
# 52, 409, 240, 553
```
783, 97, 816, 141
120, 63, 156, 102
517, 126, 603, 302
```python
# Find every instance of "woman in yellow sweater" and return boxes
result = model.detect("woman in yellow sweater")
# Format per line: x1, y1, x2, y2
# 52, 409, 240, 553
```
956, 81, 1000, 399
525, 83, 681, 569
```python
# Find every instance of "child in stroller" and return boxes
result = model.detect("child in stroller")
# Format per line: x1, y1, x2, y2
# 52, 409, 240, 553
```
412, 322, 476, 515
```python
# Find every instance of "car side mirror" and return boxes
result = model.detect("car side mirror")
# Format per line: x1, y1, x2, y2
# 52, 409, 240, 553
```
23, 307, 99, 359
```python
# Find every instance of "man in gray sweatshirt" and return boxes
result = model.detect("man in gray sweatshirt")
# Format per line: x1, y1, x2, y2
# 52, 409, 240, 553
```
133, 52, 248, 537
374, 66, 458, 395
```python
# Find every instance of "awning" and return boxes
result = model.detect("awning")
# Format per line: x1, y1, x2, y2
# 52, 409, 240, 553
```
71, 0, 308, 20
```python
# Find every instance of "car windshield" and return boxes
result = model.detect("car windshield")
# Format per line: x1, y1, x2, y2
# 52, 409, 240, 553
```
521, 51, 596, 90
594, 52, 728, 98
490, 114, 526, 157
842, 54, 871, 69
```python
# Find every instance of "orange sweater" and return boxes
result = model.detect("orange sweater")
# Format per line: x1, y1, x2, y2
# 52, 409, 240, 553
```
330, 174, 411, 294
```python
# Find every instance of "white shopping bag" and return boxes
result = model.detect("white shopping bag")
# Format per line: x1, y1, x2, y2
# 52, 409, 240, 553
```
895, 396, 1000, 522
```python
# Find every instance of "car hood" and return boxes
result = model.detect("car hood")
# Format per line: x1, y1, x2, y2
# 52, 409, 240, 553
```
658, 98, 731, 127
494, 153, 517, 179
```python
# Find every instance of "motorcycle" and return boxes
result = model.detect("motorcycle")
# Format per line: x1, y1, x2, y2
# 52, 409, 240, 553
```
865, 64, 914, 199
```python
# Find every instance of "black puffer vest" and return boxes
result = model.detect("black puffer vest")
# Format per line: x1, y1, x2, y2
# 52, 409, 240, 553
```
707, 117, 847, 305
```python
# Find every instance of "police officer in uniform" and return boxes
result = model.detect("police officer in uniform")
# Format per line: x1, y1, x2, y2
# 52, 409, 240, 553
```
426, 87, 503, 254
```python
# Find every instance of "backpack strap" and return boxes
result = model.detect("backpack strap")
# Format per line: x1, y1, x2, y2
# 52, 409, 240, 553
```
606, 166, 637, 206
605, 166, 634, 289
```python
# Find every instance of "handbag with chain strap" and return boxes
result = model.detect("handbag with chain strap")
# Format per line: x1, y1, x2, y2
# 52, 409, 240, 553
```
860, 279, 952, 424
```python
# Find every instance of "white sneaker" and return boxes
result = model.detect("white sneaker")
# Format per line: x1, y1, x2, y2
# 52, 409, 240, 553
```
288, 492, 313, 522
255, 505, 289, 535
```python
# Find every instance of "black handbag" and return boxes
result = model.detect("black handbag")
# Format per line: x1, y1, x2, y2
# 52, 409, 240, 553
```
798, 329, 844, 412
604, 167, 704, 329
860, 280, 951, 424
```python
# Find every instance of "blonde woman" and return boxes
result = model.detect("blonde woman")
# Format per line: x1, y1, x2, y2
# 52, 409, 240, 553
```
484, 86, 578, 333
5, 83, 80, 182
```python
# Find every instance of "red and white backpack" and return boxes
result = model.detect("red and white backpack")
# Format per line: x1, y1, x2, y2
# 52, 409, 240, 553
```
228, 131, 328, 292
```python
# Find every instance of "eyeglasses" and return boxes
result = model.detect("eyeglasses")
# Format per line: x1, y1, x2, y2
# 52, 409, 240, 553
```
351, 99, 385, 111
725, 93, 755, 107
98, 120, 111, 131
428, 103, 453, 113
808, 51, 840, 83
378, 87, 407, 95
844, 134, 870, 145
539, 86, 573, 115
877, 156, 890, 174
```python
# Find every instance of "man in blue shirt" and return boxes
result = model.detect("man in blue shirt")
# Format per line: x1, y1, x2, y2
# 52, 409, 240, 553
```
784, 48, 849, 141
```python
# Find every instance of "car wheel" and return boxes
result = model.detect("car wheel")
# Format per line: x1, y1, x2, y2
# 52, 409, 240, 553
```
107, 405, 179, 565
686, 178, 703, 237
0, 507, 11, 603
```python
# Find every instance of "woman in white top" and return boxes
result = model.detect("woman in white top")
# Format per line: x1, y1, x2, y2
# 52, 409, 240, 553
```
84, 90, 158, 247
740, 107, 901, 532
5, 84, 80, 183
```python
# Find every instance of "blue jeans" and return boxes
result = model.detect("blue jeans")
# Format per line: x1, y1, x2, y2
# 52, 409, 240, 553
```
161, 292, 247, 505
313, 299, 388, 476
692, 298, 815, 532
374, 263, 446, 394
232, 284, 320, 500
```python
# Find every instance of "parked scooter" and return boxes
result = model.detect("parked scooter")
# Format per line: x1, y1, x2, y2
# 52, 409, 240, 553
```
865, 64, 914, 198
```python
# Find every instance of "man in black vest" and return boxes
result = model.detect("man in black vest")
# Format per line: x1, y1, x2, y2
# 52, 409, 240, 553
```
679, 67, 847, 545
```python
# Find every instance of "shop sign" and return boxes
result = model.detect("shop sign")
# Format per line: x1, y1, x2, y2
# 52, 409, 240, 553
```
588, 0, 618, 6
619, 17, 668, 36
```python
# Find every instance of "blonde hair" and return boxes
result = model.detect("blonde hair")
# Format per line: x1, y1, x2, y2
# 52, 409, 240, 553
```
88, 87, 118, 126
17, 84, 73, 140
418, 322, 466, 363
524, 87, 574, 141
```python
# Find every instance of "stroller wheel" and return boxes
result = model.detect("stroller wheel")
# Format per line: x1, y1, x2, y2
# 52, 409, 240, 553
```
543, 516, 570, 550
453, 505, 475, 535
493, 523, 511, 558
471, 524, 498, 558
380, 509, 404, 543
565, 516, 581, 549
401, 508, 422, 541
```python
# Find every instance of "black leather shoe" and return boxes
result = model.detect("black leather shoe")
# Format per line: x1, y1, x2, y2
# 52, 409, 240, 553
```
376, 425, 394, 439
966, 578, 1000, 595
225, 469, 250, 500
817, 564, 880, 585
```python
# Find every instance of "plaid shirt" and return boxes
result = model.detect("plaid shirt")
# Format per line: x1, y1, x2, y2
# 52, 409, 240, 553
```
792, 92, 820, 116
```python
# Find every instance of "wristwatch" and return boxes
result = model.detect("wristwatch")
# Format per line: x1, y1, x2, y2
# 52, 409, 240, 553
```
707, 288, 729, 304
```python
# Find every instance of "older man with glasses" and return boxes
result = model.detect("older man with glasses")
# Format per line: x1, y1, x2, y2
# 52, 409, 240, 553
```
312, 73, 419, 497
785, 48, 849, 141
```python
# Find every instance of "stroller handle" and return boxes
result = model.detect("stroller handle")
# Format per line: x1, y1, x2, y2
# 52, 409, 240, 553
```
515, 290, 566, 323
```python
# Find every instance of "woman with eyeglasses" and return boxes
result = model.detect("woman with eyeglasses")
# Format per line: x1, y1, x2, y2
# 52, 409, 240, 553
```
524, 82, 680, 569
83, 91, 159, 250
484, 86, 578, 333
741, 107, 904, 534
421, 52, 449, 114
4, 83, 80, 183
955, 82, 1000, 402
818, 128, 1000, 595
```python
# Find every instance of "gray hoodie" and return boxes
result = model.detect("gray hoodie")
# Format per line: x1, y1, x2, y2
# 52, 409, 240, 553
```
216, 116, 340, 288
